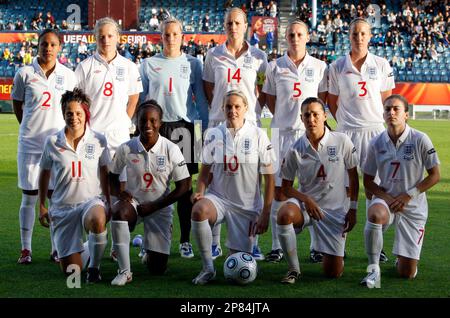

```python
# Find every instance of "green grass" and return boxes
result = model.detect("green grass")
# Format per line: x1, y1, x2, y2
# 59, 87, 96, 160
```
0, 114, 449, 298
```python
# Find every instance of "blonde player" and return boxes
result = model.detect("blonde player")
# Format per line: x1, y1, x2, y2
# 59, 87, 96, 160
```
328, 18, 395, 262
12, 29, 76, 264
38, 88, 111, 283
277, 97, 359, 283
139, 17, 208, 259
202, 8, 268, 259
360, 95, 440, 288
75, 17, 143, 260
190, 90, 275, 285
109, 101, 191, 286
75, 17, 142, 157
262, 20, 328, 263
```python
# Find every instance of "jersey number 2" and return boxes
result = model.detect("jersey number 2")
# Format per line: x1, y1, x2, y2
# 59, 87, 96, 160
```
42, 92, 51, 107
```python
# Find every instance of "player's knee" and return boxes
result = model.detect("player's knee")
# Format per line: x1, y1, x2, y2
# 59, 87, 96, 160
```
277, 206, 295, 225
367, 206, 387, 224
191, 201, 209, 221
87, 207, 107, 233
146, 251, 168, 275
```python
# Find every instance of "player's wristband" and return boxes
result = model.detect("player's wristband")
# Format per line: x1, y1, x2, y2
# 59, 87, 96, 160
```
349, 201, 358, 210
407, 187, 420, 199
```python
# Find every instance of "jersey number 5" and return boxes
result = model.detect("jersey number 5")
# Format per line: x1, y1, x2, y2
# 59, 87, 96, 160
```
293, 82, 301, 98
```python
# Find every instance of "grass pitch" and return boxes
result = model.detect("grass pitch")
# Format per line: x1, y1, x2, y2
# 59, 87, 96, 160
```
0, 114, 449, 298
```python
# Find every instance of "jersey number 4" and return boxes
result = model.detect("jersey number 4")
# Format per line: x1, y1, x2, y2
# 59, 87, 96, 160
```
316, 164, 326, 180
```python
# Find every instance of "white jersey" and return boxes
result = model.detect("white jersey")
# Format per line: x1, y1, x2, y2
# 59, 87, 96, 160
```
75, 52, 143, 133
202, 120, 276, 212
11, 58, 76, 153
281, 128, 359, 213
110, 135, 190, 204
362, 125, 440, 222
139, 52, 209, 130
40, 126, 111, 209
328, 53, 395, 130
262, 53, 328, 131
202, 42, 267, 123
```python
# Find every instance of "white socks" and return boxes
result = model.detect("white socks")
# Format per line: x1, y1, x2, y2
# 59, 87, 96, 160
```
278, 224, 300, 272
192, 219, 214, 272
111, 221, 131, 273
81, 241, 90, 270
88, 231, 107, 269
19, 194, 37, 251
364, 221, 383, 265
211, 223, 221, 247
270, 200, 284, 250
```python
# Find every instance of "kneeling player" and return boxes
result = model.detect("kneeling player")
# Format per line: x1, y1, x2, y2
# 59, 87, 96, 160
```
109, 100, 191, 286
190, 90, 275, 285
38, 88, 111, 283
277, 97, 359, 283
360, 95, 440, 288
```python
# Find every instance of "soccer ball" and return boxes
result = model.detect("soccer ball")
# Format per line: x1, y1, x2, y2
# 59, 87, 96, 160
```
132, 234, 143, 247
223, 252, 257, 285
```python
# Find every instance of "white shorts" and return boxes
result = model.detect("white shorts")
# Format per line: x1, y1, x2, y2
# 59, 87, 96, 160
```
129, 198, 174, 255
104, 129, 130, 182
287, 198, 346, 257
339, 126, 383, 187
370, 198, 426, 260
273, 129, 304, 187
205, 193, 258, 253
49, 197, 105, 259
17, 152, 55, 190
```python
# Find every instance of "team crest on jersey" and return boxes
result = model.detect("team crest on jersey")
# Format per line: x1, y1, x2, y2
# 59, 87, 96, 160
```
243, 55, 253, 69
241, 138, 252, 154
368, 67, 378, 80
403, 144, 414, 160
327, 146, 338, 162
85, 144, 95, 159
180, 64, 189, 79
116, 67, 125, 81
55, 75, 65, 90
305, 68, 314, 82
156, 155, 166, 172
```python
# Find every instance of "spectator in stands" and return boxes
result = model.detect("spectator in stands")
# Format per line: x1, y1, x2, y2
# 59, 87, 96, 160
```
269, 1, 277, 17
149, 14, 160, 31
397, 57, 406, 70
23, 47, 33, 65
60, 20, 69, 30
317, 21, 326, 34
405, 57, 413, 72
45, 11, 55, 29
333, 13, 344, 30
157, 8, 170, 22
256, 1, 265, 16
319, 34, 327, 46
77, 40, 88, 60
310, 30, 320, 44
58, 52, 68, 65
202, 14, 210, 32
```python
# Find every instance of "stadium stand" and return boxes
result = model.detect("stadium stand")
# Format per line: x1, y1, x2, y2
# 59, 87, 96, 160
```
0, 0, 448, 83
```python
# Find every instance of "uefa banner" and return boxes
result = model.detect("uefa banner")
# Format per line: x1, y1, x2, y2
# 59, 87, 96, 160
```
0, 32, 227, 46
250, 16, 278, 49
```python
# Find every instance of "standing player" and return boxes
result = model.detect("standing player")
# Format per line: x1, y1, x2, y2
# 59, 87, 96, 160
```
202, 8, 268, 259
38, 88, 111, 282
360, 95, 440, 288
139, 17, 208, 259
277, 97, 359, 283
327, 18, 395, 262
262, 20, 328, 263
109, 101, 191, 285
190, 90, 275, 285
75, 17, 143, 260
12, 29, 76, 264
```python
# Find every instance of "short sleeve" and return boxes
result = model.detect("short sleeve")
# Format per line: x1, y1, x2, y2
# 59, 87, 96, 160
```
202, 49, 215, 83
280, 147, 299, 181
11, 69, 25, 101
258, 128, 276, 174
128, 62, 143, 96
327, 63, 339, 96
